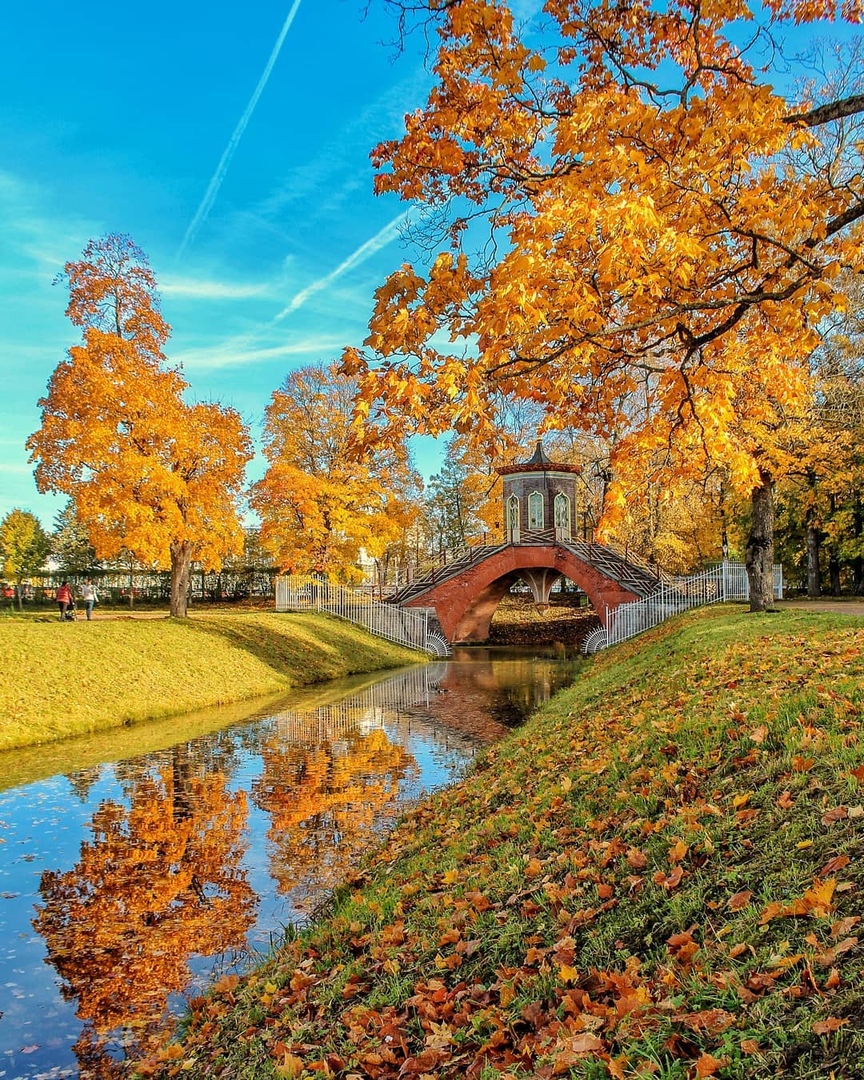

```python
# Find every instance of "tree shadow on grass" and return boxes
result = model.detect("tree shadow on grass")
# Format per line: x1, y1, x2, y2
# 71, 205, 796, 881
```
185, 613, 420, 683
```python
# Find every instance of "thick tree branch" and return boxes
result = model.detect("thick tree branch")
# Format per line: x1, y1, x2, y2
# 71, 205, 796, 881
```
785, 92, 864, 127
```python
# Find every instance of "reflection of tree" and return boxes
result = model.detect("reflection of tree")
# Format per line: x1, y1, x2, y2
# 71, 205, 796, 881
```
253, 726, 417, 904
34, 746, 256, 1070
66, 765, 103, 803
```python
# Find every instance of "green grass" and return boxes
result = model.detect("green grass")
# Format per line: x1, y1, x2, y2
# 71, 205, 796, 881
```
0, 611, 423, 754
140, 606, 864, 1079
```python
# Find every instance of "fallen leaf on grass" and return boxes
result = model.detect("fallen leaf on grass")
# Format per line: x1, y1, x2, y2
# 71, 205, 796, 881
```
728, 890, 752, 911
820, 855, 850, 875
759, 878, 836, 924
812, 1017, 848, 1035
683, 1008, 736, 1035
695, 1051, 727, 1076
815, 937, 858, 967
274, 1053, 304, 1079
653, 866, 684, 889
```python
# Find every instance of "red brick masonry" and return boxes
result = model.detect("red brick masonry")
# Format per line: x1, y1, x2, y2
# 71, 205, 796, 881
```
404, 545, 642, 643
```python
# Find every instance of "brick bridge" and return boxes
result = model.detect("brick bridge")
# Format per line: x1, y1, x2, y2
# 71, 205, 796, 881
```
389, 443, 662, 645
391, 535, 659, 644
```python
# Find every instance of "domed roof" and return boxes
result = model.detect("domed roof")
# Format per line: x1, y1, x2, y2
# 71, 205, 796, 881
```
497, 441, 582, 476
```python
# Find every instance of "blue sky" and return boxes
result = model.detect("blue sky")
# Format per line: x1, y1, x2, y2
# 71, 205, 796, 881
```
0, 0, 451, 528
0, 0, 856, 531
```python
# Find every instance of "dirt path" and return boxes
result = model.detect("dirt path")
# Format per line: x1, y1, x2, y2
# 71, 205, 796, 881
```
775, 598, 864, 616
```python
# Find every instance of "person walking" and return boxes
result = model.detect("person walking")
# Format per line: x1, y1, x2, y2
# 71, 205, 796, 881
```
56, 580, 73, 621
80, 578, 98, 621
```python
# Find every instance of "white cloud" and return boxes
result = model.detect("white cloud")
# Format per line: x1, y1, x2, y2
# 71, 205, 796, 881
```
175, 334, 345, 371
275, 209, 410, 320
160, 276, 270, 300
178, 0, 304, 257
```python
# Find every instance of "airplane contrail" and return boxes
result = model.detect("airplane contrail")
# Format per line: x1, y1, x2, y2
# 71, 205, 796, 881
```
177, 0, 304, 258
275, 209, 410, 319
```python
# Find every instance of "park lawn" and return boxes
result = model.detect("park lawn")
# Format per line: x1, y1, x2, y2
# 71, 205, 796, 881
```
0, 612, 423, 752
141, 606, 864, 1079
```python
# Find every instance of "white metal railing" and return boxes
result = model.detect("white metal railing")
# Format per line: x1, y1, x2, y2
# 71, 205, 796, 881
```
275, 575, 446, 655
585, 561, 784, 653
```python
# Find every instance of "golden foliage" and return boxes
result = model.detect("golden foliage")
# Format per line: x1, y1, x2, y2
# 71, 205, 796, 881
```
251, 362, 421, 580
345, 0, 863, 526
27, 236, 252, 612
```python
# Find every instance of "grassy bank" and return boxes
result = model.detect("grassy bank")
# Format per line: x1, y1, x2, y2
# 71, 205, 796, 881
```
0, 612, 422, 752
144, 606, 864, 1079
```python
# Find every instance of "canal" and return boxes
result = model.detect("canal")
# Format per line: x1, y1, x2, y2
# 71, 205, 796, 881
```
0, 648, 579, 1078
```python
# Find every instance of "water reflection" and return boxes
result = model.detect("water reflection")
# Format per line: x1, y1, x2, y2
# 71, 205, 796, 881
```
35, 751, 255, 1072
0, 650, 578, 1078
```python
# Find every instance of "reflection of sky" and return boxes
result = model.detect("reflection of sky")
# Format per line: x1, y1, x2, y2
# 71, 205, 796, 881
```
0, 654, 576, 1077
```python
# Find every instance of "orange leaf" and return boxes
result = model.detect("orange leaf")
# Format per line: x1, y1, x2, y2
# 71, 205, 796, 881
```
728, 890, 753, 911
812, 1017, 848, 1035
819, 855, 850, 876
654, 865, 684, 889
695, 1052, 726, 1076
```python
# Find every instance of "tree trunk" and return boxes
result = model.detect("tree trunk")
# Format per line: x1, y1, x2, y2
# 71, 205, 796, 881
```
854, 496, 862, 595
16, 583, 23, 612
745, 471, 775, 612
829, 549, 842, 596
170, 541, 193, 617
805, 519, 821, 598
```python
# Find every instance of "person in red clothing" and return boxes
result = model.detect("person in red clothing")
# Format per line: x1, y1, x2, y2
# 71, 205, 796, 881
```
56, 580, 73, 621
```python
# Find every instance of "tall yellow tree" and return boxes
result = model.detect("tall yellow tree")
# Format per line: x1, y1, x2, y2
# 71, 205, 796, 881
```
251, 362, 421, 582
0, 508, 50, 610
344, 0, 864, 610
27, 235, 252, 616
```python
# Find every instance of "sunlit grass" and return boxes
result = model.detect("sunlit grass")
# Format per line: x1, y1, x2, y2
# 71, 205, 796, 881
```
0, 611, 423, 753
151, 605, 864, 1079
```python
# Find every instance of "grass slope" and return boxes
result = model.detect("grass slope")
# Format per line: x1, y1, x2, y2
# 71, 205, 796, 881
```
142, 607, 864, 1079
0, 612, 422, 752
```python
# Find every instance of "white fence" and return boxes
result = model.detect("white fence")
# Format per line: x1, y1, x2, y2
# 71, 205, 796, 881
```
584, 561, 784, 653
275, 575, 449, 655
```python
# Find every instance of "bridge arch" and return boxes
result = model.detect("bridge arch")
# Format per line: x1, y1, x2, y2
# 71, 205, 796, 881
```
403, 545, 643, 644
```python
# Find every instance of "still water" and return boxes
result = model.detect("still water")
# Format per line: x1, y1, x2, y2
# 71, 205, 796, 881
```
0, 648, 578, 1079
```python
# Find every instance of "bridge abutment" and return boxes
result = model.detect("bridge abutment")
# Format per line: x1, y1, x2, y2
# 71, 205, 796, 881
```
403, 545, 642, 644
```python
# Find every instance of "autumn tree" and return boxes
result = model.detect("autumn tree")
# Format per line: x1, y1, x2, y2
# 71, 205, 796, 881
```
344, 0, 864, 611
774, 271, 864, 594
27, 235, 252, 617
251, 362, 421, 583
0, 508, 50, 609
51, 499, 99, 576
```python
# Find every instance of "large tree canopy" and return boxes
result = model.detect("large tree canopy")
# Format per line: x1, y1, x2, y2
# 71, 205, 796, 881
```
344, 0, 863, 608
27, 235, 252, 617
251, 362, 421, 582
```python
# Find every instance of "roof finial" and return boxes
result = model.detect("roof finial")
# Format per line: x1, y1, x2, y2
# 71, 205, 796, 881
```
527, 440, 551, 466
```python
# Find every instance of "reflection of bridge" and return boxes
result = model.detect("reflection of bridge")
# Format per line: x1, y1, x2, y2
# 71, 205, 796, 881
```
266, 664, 454, 746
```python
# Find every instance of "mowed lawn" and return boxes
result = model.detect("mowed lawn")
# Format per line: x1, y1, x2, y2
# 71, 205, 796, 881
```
0, 612, 423, 752
142, 606, 864, 1079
